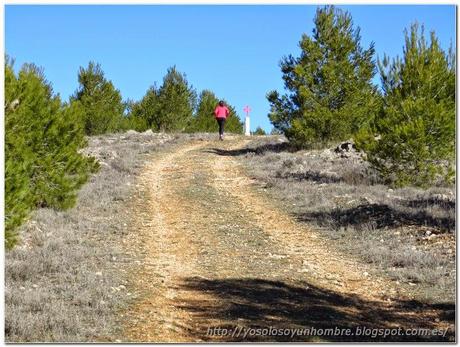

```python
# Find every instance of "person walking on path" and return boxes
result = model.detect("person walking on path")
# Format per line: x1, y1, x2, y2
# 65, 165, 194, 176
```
214, 100, 230, 141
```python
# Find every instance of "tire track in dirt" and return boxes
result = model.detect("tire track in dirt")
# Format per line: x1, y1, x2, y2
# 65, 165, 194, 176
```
121, 137, 454, 342
121, 141, 206, 342
209, 140, 392, 298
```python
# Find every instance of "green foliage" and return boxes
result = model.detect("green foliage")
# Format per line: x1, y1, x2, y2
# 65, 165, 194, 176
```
267, 5, 380, 147
5, 58, 97, 249
253, 126, 266, 135
356, 24, 455, 187
128, 67, 197, 132
72, 62, 125, 135
117, 99, 147, 132
188, 90, 243, 134
122, 68, 241, 135
127, 87, 159, 131
188, 90, 218, 132
156, 66, 196, 131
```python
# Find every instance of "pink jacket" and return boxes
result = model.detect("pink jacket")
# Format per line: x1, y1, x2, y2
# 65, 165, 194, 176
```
214, 105, 230, 119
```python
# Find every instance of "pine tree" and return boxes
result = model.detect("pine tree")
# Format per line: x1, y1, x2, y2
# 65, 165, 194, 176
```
72, 61, 125, 135
189, 90, 243, 134
267, 6, 380, 147
128, 85, 160, 131
156, 66, 196, 132
5, 58, 97, 249
189, 90, 219, 132
253, 126, 266, 135
119, 98, 148, 132
356, 24, 455, 187
5, 58, 33, 248
226, 105, 244, 134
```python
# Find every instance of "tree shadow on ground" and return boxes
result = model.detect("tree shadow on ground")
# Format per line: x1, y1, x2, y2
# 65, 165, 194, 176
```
401, 196, 456, 210
174, 277, 454, 342
275, 170, 343, 184
204, 142, 295, 157
295, 203, 455, 232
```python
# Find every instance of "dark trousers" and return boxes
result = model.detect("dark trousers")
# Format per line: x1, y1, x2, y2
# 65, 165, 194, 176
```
216, 118, 226, 136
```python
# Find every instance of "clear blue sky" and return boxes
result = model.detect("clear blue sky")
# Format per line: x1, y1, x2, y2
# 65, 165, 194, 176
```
5, 5, 456, 132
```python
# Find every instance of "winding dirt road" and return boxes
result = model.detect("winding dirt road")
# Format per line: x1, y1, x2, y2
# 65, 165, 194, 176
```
120, 136, 453, 342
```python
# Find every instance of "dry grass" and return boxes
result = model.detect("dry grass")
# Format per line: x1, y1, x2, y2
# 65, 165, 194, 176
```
5, 131, 455, 341
5, 130, 231, 342
4, 130, 185, 342
236, 135, 455, 303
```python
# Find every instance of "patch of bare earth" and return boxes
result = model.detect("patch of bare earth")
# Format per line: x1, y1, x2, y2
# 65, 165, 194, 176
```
121, 136, 454, 342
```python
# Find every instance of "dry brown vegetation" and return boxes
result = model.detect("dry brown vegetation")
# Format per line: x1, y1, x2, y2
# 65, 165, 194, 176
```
5, 132, 455, 342
4, 130, 184, 342
230, 135, 455, 303
120, 136, 454, 342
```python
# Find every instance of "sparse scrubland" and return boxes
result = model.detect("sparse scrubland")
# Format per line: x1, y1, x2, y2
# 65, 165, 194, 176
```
5, 4, 455, 343
235, 135, 455, 303
5, 132, 455, 342
254, 6, 455, 304
5, 59, 244, 249
5, 131, 176, 342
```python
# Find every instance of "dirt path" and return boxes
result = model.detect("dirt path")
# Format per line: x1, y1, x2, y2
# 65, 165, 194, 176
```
120, 136, 453, 342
